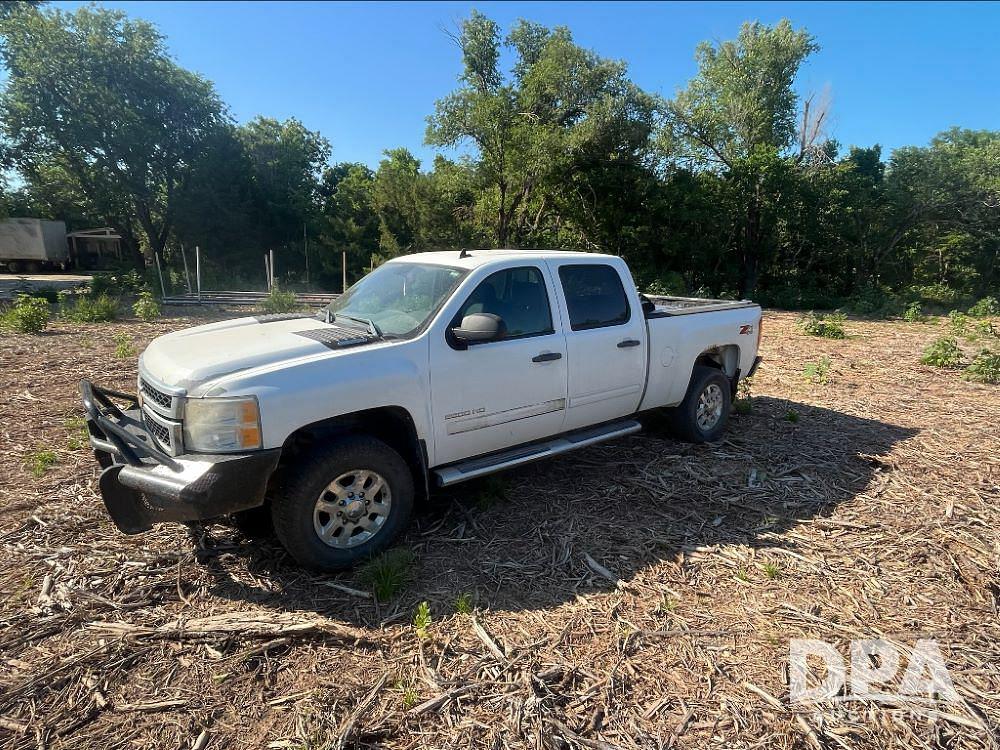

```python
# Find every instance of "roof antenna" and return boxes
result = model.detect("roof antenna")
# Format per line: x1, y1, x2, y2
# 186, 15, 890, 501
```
459, 248, 471, 259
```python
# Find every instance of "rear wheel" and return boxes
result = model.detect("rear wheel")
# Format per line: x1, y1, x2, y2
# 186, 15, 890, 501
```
666, 365, 732, 443
271, 436, 414, 572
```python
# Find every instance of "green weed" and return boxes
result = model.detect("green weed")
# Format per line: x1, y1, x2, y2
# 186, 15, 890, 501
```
784, 409, 800, 423
1, 295, 50, 333
796, 312, 847, 339
920, 336, 962, 367
413, 601, 432, 638
454, 592, 474, 615
26, 449, 57, 477
902, 301, 926, 323
968, 296, 999, 318
761, 561, 783, 580
132, 291, 161, 321
962, 350, 1000, 384
802, 356, 832, 384
113, 332, 136, 359
63, 294, 118, 322
261, 288, 300, 314
358, 548, 415, 601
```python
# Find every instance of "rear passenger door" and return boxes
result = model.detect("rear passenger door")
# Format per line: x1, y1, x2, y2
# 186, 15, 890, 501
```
551, 261, 647, 431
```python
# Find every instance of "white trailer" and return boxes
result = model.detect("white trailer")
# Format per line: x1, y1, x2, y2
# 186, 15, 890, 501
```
0, 218, 69, 273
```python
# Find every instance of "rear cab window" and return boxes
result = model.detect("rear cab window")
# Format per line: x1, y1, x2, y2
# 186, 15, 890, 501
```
557, 264, 631, 331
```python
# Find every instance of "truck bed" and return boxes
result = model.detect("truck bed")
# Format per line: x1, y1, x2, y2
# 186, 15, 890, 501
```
645, 295, 758, 317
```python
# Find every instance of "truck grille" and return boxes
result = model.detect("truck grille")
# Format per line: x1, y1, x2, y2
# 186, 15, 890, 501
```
140, 378, 173, 410
143, 412, 170, 447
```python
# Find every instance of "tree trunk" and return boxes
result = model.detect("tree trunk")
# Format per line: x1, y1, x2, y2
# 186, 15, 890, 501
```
740, 200, 761, 298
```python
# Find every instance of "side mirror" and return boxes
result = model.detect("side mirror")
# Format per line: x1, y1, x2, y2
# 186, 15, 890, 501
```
451, 313, 505, 345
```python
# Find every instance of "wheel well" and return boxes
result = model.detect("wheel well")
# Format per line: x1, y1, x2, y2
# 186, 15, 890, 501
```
695, 345, 740, 378
275, 407, 428, 503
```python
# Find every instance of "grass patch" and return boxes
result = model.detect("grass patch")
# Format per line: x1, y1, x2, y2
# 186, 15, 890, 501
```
784, 409, 800, 423
358, 548, 415, 601
802, 356, 832, 384
962, 350, 1000, 384
761, 561, 783, 580
65, 416, 89, 450
920, 336, 962, 367
0, 295, 50, 333
113, 332, 136, 359
26, 449, 57, 477
796, 311, 847, 339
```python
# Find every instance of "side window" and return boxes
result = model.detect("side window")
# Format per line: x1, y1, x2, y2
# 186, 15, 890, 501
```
452, 266, 554, 340
558, 264, 631, 331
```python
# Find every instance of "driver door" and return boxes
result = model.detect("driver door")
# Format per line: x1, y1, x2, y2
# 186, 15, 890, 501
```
428, 265, 568, 466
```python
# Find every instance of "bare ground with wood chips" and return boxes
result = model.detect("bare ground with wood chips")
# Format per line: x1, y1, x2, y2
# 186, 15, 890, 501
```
0, 310, 997, 749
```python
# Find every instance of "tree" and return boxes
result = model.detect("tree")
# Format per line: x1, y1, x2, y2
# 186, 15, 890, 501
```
318, 162, 379, 285
663, 20, 818, 296
427, 12, 654, 248
0, 5, 227, 267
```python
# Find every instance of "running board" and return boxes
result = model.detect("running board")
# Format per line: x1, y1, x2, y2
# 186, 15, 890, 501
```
433, 419, 642, 487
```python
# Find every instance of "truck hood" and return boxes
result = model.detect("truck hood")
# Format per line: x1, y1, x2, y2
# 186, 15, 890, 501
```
139, 314, 362, 391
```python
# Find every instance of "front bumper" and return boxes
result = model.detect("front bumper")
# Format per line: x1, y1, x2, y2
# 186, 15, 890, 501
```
80, 380, 280, 534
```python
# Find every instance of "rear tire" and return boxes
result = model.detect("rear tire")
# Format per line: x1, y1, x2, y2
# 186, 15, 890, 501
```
271, 436, 414, 572
666, 365, 732, 443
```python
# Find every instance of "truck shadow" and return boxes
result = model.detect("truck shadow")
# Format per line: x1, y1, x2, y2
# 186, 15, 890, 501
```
193, 397, 917, 623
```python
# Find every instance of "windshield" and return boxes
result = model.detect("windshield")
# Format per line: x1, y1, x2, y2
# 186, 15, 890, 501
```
324, 262, 467, 337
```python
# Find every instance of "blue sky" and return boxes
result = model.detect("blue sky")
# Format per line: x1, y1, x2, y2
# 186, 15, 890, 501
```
60, 1, 1000, 169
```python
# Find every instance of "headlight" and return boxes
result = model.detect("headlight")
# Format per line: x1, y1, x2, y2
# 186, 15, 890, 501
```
182, 396, 262, 453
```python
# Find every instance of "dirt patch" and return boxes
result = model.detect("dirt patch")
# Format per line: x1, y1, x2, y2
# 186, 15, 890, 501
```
0, 310, 997, 749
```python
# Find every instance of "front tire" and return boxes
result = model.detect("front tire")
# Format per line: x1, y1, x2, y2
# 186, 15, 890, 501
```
666, 365, 732, 443
271, 436, 414, 572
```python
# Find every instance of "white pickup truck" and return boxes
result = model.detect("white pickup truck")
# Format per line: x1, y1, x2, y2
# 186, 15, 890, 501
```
81, 250, 761, 571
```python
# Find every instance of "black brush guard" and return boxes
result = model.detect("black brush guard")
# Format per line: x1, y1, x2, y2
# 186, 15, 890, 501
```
79, 379, 280, 534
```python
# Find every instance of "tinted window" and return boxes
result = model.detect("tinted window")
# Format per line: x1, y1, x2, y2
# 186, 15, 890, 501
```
558, 264, 631, 330
453, 266, 553, 340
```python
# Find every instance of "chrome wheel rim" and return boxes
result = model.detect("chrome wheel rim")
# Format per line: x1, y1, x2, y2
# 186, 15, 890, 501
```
696, 383, 725, 431
313, 469, 392, 549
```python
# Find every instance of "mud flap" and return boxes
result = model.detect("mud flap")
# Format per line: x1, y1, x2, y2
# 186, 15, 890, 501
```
99, 464, 155, 535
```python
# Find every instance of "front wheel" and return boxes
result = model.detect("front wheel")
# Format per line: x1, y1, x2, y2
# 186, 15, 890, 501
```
270, 436, 414, 572
666, 365, 732, 443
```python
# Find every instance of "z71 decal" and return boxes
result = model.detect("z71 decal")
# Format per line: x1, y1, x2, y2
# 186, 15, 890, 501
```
739, 324, 754, 335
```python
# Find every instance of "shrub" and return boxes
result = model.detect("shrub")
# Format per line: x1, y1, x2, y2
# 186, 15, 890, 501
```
968, 296, 1000, 318
920, 336, 962, 367
63, 294, 118, 322
15, 285, 60, 303
1, 294, 50, 333
803, 356, 833, 384
114, 332, 136, 360
133, 291, 161, 321
948, 310, 971, 337
797, 312, 847, 339
260, 288, 300, 314
89, 269, 147, 299
962, 350, 1000, 384
902, 302, 926, 323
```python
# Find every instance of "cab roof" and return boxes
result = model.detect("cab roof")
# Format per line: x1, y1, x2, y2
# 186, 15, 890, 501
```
388, 248, 618, 270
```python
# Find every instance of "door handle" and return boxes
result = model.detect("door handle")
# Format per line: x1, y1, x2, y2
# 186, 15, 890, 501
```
617, 339, 641, 348
532, 352, 562, 363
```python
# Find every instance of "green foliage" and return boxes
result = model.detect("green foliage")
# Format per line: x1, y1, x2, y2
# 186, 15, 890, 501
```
761, 561, 783, 580
412, 601, 432, 638
260, 288, 300, 314
802, 356, 832, 384
796, 311, 847, 339
64, 416, 89, 451
1, 294, 50, 333
132, 291, 161, 321
90, 270, 148, 299
962, 350, 1000, 384
62, 294, 118, 322
358, 548, 415, 602
733, 378, 753, 415
113, 332, 136, 360
920, 336, 962, 367
0, 5, 227, 266
902, 302, 926, 323
454, 593, 474, 615
26, 448, 57, 477
968, 296, 999, 318
784, 409, 800, 423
